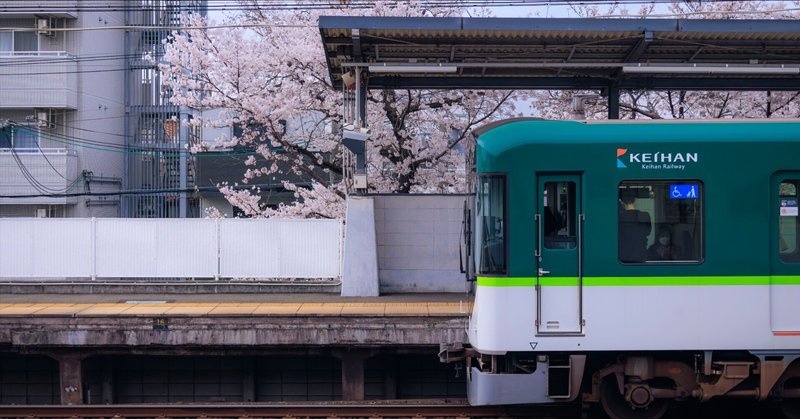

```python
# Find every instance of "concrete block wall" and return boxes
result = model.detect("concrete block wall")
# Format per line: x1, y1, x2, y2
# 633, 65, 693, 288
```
374, 195, 468, 293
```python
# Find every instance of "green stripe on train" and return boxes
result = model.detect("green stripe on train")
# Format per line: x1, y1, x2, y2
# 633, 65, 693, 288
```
476, 276, 800, 287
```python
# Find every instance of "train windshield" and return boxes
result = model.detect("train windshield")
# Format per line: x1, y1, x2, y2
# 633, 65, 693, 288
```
476, 175, 506, 275
618, 181, 704, 264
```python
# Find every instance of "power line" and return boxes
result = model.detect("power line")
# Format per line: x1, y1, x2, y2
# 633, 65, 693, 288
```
2, 0, 792, 12
0, 183, 296, 199
0, 53, 140, 67
0, 2, 797, 31
5, 121, 260, 158
35, 136, 72, 181
8, 146, 82, 194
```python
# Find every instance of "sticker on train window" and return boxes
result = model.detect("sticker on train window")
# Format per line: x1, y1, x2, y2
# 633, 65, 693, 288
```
668, 184, 700, 200
782, 198, 799, 217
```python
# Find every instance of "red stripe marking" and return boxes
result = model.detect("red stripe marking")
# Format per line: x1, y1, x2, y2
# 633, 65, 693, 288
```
774, 331, 800, 336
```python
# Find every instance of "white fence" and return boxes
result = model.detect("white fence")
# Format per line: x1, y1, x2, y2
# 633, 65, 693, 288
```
0, 218, 343, 280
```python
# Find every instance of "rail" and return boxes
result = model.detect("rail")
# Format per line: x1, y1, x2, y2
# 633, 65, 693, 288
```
0, 218, 344, 280
0, 401, 579, 418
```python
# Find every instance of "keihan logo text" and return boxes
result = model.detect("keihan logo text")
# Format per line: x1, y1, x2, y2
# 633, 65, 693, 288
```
617, 148, 699, 171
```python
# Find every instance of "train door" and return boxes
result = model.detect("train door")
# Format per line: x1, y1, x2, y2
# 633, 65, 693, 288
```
536, 174, 584, 335
771, 173, 800, 332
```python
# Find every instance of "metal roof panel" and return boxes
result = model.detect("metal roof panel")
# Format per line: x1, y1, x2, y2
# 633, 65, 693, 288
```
320, 16, 800, 91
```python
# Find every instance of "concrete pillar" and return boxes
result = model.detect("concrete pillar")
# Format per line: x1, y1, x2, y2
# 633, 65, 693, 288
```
101, 356, 113, 404
54, 353, 84, 405
339, 351, 370, 401
243, 357, 256, 402
342, 196, 379, 297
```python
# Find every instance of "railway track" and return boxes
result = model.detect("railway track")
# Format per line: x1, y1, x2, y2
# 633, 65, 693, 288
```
0, 401, 581, 419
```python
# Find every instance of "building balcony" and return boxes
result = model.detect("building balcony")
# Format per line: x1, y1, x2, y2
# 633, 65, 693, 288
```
0, 53, 78, 109
0, 1, 78, 18
0, 148, 79, 204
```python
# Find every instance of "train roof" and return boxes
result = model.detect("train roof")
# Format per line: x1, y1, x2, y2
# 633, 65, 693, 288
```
474, 118, 800, 154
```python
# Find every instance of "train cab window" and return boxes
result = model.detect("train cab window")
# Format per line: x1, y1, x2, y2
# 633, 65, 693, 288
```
476, 175, 506, 275
618, 181, 703, 264
543, 182, 576, 249
779, 180, 799, 263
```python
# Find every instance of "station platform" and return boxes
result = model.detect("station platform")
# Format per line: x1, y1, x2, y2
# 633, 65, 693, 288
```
0, 293, 472, 348
0, 293, 473, 404
0, 293, 472, 317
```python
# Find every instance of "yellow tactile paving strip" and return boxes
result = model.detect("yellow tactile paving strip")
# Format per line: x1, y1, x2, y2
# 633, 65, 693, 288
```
0, 301, 472, 317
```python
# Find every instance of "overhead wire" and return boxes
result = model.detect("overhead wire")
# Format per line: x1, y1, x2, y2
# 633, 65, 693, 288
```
0, 52, 139, 67
1, 0, 793, 12
0, 0, 796, 30
3, 125, 81, 193
35, 134, 72, 181
5, 121, 260, 158
9, 146, 82, 194
0, 182, 301, 199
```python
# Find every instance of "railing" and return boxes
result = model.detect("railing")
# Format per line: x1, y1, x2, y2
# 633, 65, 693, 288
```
0, 149, 79, 204
0, 54, 78, 108
0, 148, 70, 154
0, 218, 344, 280
0, 51, 74, 58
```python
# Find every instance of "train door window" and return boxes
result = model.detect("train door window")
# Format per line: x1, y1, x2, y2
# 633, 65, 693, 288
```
543, 182, 576, 249
779, 180, 799, 263
475, 175, 506, 275
618, 181, 703, 264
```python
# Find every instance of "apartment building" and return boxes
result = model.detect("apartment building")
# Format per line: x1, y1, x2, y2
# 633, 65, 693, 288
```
0, 0, 205, 218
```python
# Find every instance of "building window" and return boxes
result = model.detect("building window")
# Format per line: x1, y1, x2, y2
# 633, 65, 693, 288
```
475, 175, 506, 275
780, 180, 799, 263
0, 125, 39, 149
619, 181, 703, 264
0, 31, 38, 54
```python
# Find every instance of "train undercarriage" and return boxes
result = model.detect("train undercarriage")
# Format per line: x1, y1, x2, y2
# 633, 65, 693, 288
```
440, 346, 800, 419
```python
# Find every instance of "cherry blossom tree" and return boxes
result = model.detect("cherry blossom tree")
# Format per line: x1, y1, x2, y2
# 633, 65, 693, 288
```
164, 1, 799, 220
161, 1, 517, 219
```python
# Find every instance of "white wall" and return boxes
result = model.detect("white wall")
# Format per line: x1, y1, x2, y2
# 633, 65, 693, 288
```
374, 195, 468, 293
0, 218, 343, 280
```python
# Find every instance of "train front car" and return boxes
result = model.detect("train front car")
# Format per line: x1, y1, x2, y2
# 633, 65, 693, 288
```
457, 118, 800, 418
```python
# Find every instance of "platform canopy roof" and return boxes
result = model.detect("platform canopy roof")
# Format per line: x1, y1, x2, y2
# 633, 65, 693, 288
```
319, 16, 800, 91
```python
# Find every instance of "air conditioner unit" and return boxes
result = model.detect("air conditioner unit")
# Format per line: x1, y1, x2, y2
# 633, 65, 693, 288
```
36, 110, 50, 128
37, 18, 54, 37
36, 208, 48, 218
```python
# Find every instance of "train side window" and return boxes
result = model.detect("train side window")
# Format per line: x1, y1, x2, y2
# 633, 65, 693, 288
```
618, 181, 704, 264
779, 180, 799, 263
475, 175, 507, 275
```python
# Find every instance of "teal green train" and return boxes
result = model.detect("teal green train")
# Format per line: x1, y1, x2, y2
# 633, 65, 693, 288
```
444, 118, 800, 419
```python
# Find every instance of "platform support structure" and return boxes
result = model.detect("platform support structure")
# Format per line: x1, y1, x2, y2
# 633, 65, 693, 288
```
243, 357, 256, 402
338, 350, 372, 401
52, 352, 85, 405
384, 354, 398, 399
101, 356, 114, 404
